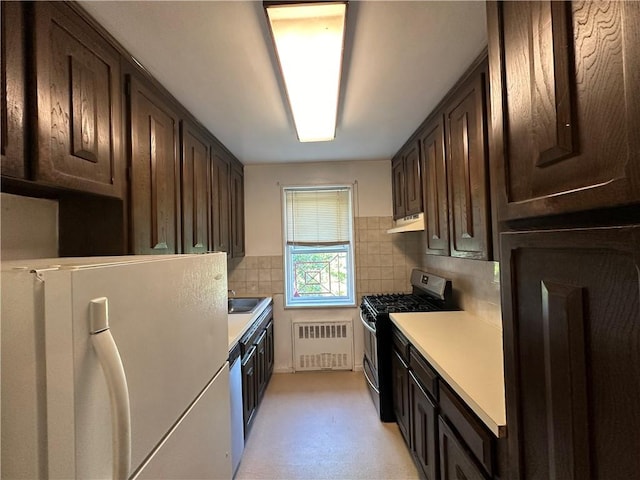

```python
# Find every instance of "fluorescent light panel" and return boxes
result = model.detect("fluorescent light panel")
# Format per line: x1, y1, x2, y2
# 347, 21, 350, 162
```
266, 2, 346, 142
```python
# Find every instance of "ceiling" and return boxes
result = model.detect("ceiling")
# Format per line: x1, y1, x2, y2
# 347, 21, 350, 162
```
79, 1, 488, 165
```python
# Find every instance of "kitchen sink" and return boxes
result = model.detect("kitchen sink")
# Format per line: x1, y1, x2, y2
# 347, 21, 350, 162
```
228, 297, 266, 314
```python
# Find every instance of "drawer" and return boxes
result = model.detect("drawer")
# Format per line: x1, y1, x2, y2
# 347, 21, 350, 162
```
392, 327, 410, 362
439, 417, 487, 480
409, 346, 439, 401
439, 383, 494, 477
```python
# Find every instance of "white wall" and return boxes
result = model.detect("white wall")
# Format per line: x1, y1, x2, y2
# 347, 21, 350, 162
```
244, 159, 392, 256
242, 160, 393, 372
1, 193, 58, 260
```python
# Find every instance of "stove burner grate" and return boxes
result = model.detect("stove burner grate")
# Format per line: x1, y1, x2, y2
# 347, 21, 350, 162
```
363, 292, 445, 315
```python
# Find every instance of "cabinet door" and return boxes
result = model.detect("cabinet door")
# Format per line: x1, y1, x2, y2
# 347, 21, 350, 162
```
180, 121, 210, 254
420, 116, 449, 256
230, 162, 245, 258
1, 1, 26, 178
446, 66, 491, 260
405, 141, 423, 216
211, 150, 230, 253
439, 418, 486, 480
266, 321, 274, 380
487, 1, 640, 221
255, 329, 267, 401
242, 346, 258, 435
501, 226, 640, 479
410, 372, 438, 480
128, 76, 179, 254
391, 349, 410, 446
392, 155, 406, 219
32, 2, 123, 197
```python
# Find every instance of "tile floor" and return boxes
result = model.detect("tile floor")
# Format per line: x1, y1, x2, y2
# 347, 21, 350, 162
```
235, 371, 419, 480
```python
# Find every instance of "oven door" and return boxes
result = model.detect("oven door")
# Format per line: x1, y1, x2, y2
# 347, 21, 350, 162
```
360, 308, 379, 389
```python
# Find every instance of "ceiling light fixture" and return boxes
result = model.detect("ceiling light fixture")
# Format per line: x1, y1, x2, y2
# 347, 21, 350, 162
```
265, 1, 347, 143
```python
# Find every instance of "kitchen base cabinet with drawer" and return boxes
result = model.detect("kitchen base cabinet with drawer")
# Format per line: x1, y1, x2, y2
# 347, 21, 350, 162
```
409, 371, 438, 480
239, 304, 274, 437
391, 348, 411, 446
392, 327, 412, 445
390, 325, 505, 479
439, 418, 486, 480
439, 383, 494, 478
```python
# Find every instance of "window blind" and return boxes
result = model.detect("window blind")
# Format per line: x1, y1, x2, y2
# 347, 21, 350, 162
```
284, 187, 351, 246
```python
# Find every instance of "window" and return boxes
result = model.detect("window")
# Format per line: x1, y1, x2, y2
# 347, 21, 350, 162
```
283, 186, 355, 307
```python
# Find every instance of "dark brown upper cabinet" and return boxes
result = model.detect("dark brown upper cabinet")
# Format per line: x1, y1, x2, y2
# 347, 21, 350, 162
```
404, 142, 423, 216
487, 1, 640, 222
31, 2, 124, 197
211, 149, 230, 254
127, 75, 180, 255
392, 155, 406, 219
420, 115, 449, 256
392, 141, 423, 220
446, 63, 491, 260
230, 160, 245, 258
1, 2, 27, 179
180, 120, 211, 254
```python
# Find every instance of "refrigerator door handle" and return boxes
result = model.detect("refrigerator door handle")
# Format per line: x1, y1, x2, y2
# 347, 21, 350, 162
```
90, 297, 132, 480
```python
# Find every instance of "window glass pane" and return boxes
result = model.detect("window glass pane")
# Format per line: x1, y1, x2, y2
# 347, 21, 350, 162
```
283, 186, 355, 307
290, 246, 349, 298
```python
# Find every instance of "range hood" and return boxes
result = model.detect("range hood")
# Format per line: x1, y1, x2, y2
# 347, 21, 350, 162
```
387, 212, 425, 233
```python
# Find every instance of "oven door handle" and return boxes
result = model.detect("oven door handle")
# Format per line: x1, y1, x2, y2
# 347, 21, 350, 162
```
363, 359, 380, 394
359, 309, 376, 334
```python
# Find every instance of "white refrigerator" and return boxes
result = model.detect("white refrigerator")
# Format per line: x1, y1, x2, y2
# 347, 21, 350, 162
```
1, 253, 232, 479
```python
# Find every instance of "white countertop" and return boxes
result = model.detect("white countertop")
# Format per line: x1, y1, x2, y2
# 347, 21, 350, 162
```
390, 311, 506, 437
228, 297, 273, 349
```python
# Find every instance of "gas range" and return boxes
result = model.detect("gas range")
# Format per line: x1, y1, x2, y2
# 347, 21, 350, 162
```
362, 292, 446, 316
360, 269, 454, 422
361, 269, 454, 321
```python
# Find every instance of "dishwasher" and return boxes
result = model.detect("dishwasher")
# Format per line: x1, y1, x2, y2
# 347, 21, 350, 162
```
229, 342, 244, 475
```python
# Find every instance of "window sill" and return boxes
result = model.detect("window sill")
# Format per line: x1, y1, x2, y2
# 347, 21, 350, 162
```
284, 302, 357, 310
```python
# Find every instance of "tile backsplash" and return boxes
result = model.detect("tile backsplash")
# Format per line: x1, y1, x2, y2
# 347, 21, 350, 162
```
227, 216, 422, 301
421, 253, 502, 329
227, 215, 501, 329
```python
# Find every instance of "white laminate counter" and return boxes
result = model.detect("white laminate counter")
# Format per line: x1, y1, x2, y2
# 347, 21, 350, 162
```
390, 311, 506, 437
228, 297, 273, 349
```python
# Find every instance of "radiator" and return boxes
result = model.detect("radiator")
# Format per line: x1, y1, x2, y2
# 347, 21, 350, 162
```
292, 321, 354, 372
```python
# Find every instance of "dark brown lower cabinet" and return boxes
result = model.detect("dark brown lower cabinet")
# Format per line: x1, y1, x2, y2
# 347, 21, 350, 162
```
241, 306, 274, 437
241, 345, 257, 435
409, 372, 438, 480
439, 418, 486, 480
392, 348, 411, 445
501, 226, 640, 479
266, 321, 274, 381
255, 329, 267, 399
391, 326, 502, 479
